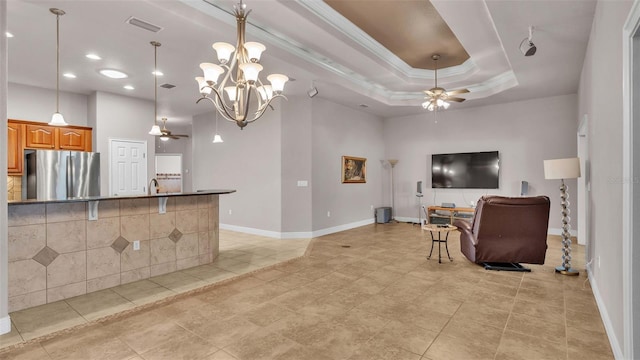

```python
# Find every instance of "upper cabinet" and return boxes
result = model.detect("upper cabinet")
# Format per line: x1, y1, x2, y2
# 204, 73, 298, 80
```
24, 124, 57, 149
7, 122, 22, 174
59, 128, 91, 151
7, 120, 93, 175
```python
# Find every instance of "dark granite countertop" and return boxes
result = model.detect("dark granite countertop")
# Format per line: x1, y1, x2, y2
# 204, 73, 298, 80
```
8, 189, 236, 205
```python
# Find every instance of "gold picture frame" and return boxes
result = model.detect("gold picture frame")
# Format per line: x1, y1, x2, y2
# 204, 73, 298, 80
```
342, 156, 366, 183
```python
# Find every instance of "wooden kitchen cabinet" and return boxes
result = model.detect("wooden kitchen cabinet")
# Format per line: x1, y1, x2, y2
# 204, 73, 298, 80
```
24, 124, 57, 149
59, 128, 91, 151
7, 122, 22, 174
7, 119, 93, 174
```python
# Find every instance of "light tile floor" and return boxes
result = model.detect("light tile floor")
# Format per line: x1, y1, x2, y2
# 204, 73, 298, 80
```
0, 224, 613, 360
0, 230, 310, 346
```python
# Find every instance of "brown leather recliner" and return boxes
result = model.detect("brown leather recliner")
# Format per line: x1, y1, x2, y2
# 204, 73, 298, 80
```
453, 195, 550, 266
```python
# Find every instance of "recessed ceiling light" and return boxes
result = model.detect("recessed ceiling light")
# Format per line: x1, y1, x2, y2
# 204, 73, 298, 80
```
99, 69, 128, 79
152, 70, 163, 76
123, 85, 135, 90
63, 73, 76, 79
5, 32, 14, 38
85, 53, 101, 60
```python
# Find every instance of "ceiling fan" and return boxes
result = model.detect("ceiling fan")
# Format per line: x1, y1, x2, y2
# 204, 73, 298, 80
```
422, 54, 469, 111
157, 118, 189, 141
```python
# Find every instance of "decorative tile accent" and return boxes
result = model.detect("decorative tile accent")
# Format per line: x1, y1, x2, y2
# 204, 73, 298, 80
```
33, 246, 59, 267
111, 236, 130, 254
169, 228, 183, 243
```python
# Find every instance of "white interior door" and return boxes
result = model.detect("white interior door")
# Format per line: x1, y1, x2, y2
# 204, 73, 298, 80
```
109, 139, 147, 196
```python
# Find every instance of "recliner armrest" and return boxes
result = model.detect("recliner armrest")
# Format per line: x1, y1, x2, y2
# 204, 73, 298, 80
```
453, 218, 474, 242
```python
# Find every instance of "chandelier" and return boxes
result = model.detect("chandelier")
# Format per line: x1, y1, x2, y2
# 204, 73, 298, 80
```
196, 0, 288, 130
422, 54, 468, 112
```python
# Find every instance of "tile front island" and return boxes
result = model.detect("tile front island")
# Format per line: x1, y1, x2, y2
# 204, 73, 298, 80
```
7, 190, 235, 312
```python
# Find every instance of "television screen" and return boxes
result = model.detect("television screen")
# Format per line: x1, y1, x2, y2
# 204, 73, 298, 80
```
432, 151, 500, 189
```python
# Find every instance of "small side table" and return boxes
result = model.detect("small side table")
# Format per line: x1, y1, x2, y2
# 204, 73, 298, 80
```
422, 224, 457, 263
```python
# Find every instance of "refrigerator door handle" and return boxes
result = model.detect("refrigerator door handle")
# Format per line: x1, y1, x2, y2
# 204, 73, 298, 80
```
66, 154, 74, 197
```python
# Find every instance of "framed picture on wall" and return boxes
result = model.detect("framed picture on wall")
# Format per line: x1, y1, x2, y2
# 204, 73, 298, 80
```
342, 156, 366, 183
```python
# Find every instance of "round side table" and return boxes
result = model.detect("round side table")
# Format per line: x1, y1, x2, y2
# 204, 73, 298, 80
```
422, 224, 458, 263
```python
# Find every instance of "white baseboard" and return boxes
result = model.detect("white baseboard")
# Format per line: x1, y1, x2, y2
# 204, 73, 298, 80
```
587, 268, 624, 359
311, 218, 375, 238
394, 216, 421, 224
0, 315, 10, 335
220, 224, 312, 239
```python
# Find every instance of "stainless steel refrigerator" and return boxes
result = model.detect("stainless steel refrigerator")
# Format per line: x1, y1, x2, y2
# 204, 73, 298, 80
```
24, 150, 100, 200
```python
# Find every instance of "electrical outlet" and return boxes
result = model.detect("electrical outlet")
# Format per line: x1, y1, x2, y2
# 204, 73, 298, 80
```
327, 211, 331, 217
133, 240, 140, 251
229, 209, 232, 215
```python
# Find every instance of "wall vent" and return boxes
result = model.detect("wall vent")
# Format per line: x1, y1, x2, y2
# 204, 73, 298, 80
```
160, 83, 176, 89
126, 16, 163, 33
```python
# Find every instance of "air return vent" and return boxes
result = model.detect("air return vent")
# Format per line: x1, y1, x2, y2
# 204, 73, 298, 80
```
160, 83, 176, 89
126, 16, 163, 33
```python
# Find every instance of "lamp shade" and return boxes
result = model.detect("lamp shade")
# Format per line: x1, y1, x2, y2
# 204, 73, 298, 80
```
544, 157, 581, 179
148, 125, 163, 136
212, 42, 235, 64
243, 42, 266, 62
200, 63, 224, 84
239, 63, 263, 82
213, 134, 224, 143
49, 112, 67, 126
267, 74, 288, 93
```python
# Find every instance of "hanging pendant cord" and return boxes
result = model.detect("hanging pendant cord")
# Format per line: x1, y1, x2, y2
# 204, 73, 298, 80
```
56, 12, 60, 113
154, 43, 158, 126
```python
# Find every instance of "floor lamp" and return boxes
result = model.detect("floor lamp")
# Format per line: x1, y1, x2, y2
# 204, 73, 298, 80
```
388, 160, 398, 220
544, 157, 581, 276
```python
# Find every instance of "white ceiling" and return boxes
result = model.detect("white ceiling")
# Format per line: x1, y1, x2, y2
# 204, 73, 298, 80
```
6, 0, 597, 125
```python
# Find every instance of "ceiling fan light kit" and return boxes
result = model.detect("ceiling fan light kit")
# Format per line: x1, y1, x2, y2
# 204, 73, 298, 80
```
422, 54, 469, 112
196, 0, 289, 130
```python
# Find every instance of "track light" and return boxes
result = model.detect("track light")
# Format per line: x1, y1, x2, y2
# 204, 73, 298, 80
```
520, 26, 537, 57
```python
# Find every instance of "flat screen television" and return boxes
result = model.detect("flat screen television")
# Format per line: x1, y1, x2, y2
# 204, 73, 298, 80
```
431, 151, 500, 189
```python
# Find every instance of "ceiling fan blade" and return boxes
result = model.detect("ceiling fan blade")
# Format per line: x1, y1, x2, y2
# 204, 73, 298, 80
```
169, 135, 181, 140
424, 90, 435, 97
448, 97, 466, 103
173, 134, 189, 138
446, 88, 470, 95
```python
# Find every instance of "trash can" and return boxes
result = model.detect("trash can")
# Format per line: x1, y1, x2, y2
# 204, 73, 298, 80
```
375, 207, 392, 223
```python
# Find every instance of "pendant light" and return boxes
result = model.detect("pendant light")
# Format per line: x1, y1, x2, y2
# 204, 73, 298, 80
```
148, 41, 163, 136
213, 112, 224, 143
49, 8, 67, 126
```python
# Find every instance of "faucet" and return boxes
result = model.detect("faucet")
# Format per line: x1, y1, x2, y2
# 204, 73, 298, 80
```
148, 178, 159, 195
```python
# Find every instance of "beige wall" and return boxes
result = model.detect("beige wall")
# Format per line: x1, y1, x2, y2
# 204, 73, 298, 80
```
382, 94, 578, 231
578, 0, 634, 356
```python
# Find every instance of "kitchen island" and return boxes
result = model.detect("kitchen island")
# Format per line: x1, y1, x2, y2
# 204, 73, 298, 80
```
7, 190, 235, 312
